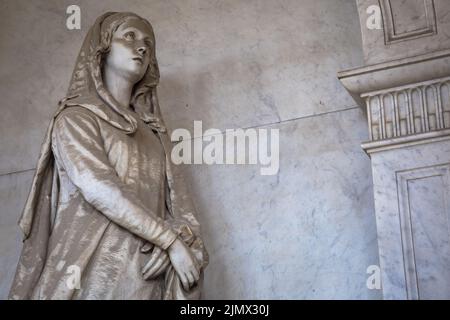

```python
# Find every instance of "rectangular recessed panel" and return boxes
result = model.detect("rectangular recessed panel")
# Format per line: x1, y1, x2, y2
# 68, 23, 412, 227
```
408, 175, 450, 299
390, 0, 429, 34
381, 0, 437, 44
398, 165, 450, 299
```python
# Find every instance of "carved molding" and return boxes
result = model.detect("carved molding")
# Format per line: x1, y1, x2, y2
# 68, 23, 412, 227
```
380, 0, 437, 45
363, 76, 450, 141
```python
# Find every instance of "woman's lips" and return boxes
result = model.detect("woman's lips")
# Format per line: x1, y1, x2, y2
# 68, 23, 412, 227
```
132, 56, 143, 64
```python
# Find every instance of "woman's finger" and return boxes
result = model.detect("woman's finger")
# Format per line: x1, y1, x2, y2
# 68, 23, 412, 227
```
140, 242, 154, 253
185, 271, 194, 288
179, 272, 189, 291
194, 261, 201, 276
189, 270, 199, 285
143, 256, 165, 279
142, 247, 163, 275
143, 254, 169, 279
191, 266, 200, 282
148, 258, 171, 279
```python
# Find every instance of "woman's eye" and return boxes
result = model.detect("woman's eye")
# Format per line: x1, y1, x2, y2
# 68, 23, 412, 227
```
124, 32, 135, 40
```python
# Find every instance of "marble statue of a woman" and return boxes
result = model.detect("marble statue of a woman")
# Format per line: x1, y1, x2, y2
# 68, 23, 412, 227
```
9, 12, 208, 300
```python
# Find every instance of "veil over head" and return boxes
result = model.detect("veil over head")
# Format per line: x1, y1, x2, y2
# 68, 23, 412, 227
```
62, 11, 166, 133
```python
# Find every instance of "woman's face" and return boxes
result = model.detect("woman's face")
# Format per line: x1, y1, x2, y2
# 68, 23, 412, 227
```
105, 18, 154, 84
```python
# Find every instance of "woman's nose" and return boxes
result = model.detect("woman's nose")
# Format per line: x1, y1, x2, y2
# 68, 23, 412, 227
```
137, 46, 147, 55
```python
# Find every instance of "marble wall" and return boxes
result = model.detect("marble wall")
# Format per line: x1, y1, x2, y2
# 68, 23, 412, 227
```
0, 0, 381, 299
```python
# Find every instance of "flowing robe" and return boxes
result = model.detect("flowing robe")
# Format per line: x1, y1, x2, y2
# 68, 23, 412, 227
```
30, 106, 175, 299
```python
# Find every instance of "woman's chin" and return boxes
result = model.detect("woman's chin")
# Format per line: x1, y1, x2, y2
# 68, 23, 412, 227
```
125, 69, 146, 83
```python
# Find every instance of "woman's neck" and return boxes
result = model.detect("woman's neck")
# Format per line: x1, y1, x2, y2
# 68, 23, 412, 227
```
103, 68, 134, 109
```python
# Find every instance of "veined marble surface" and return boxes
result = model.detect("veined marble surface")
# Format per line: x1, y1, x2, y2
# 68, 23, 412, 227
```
181, 107, 380, 299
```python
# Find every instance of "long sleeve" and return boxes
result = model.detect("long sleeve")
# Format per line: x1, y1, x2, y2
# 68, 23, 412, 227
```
51, 108, 177, 250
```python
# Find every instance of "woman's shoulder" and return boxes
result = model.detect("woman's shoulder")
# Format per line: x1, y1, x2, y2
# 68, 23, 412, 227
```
54, 106, 100, 127
53, 106, 101, 137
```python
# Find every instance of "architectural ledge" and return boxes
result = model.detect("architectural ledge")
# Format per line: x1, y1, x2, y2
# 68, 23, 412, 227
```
362, 128, 450, 155
339, 50, 450, 144
338, 49, 450, 108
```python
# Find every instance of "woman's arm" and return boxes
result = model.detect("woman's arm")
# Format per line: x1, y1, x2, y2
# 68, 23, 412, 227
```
51, 108, 177, 250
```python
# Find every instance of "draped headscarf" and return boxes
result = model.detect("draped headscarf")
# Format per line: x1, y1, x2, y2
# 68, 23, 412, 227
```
12, 12, 208, 300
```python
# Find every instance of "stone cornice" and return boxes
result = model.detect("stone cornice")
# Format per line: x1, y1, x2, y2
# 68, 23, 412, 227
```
338, 49, 450, 108
362, 128, 450, 155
